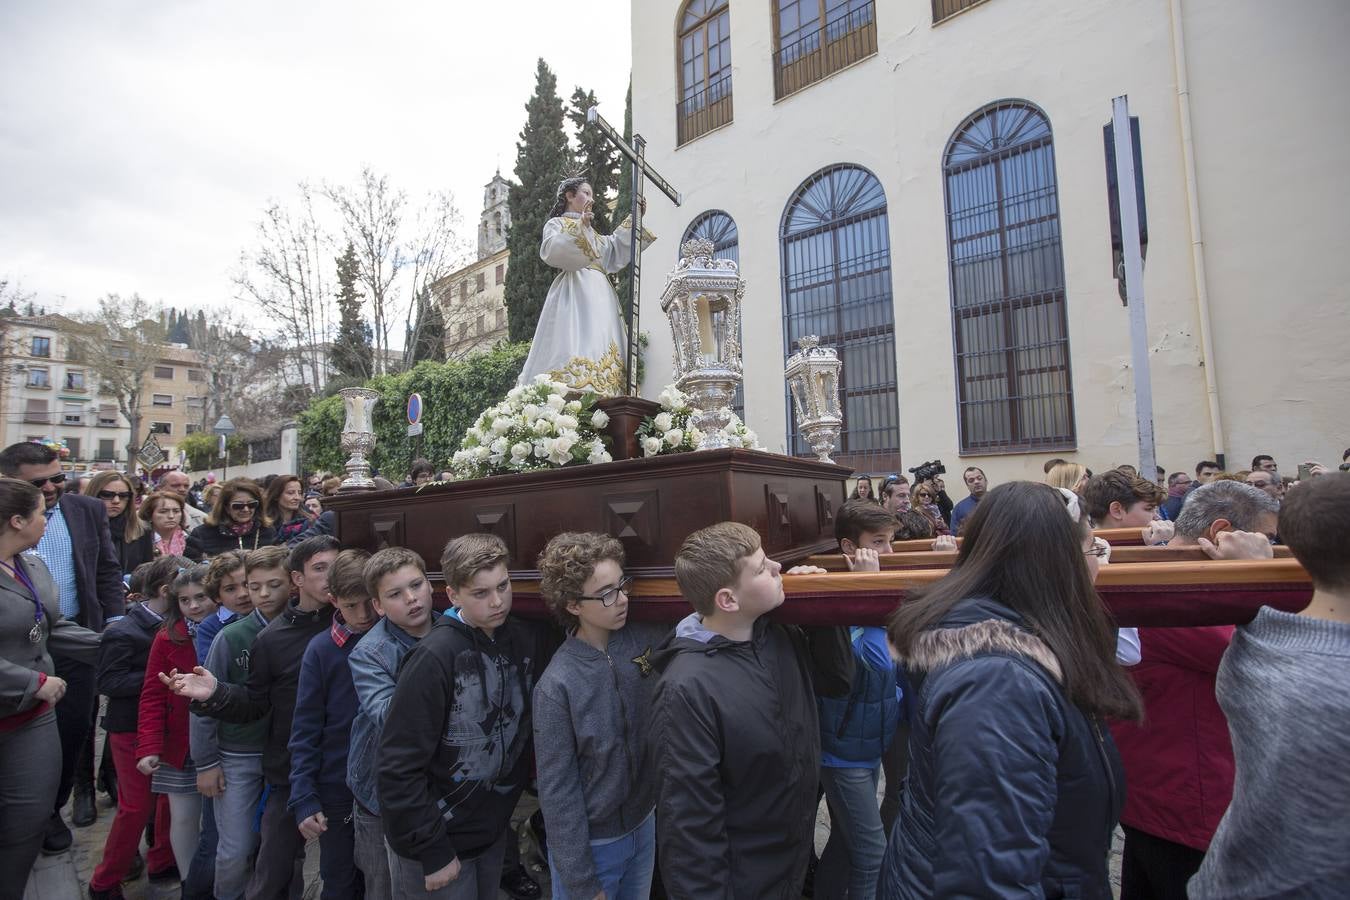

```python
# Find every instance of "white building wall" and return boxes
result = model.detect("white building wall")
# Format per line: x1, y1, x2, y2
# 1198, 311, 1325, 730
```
632, 0, 1350, 484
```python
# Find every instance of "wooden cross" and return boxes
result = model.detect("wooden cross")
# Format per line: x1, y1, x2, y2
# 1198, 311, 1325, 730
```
586, 106, 682, 396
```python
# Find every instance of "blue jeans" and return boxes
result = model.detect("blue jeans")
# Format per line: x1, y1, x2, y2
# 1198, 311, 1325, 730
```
818, 763, 884, 900
211, 752, 263, 900
550, 812, 655, 900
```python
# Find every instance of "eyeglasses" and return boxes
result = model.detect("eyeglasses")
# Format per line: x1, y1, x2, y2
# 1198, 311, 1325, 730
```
229, 500, 260, 512
28, 473, 66, 489
576, 575, 633, 607
97, 490, 133, 501
1084, 538, 1110, 558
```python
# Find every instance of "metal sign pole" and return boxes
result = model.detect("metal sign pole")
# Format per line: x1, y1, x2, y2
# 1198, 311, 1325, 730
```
1111, 95, 1156, 481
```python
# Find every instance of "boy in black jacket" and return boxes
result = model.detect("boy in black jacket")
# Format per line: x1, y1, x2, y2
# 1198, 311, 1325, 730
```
379, 533, 536, 899
162, 534, 340, 900
649, 521, 855, 899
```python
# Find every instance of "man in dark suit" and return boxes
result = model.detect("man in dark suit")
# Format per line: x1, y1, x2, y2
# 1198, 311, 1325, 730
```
0, 442, 124, 854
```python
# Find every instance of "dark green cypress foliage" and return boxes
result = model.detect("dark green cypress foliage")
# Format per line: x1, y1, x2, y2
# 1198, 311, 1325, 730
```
409, 289, 446, 364
614, 78, 634, 308
504, 58, 572, 343
332, 241, 374, 378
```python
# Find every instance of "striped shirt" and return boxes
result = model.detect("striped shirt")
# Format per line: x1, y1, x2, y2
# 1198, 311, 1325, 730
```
36, 504, 79, 619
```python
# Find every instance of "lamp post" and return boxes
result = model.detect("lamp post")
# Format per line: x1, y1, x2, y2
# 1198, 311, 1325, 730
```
660, 238, 745, 449
213, 413, 236, 481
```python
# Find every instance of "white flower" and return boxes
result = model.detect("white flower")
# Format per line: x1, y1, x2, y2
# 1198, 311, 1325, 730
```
546, 394, 566, 411
490, 438, 508, 454
663, 428, 684, 447
507, 386, 525, 399
686, 428, 703, 446
465, 426, 483, 443
550, 380, 569, 394
654, 412, 673, 432
474, 446, 490, 460
743, 429, 758, 447
590, 409, 610, 429
532, 374, 552, 385
533, 441, 549, 459
533, 418, 553, 435
642, 436, 662, 457
490, 417, 512, 436
565, 400, 582, 413
510, 442, 530, 461
553, 433, 576, 454
556, 414, 579, 430
587, 441, 612, 464
522, 403, 541, 421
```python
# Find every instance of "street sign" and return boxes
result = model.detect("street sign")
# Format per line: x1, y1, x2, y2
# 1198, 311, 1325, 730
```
407, 422, 424, 437
407, 393, 423, 425
138, 434, 166, 468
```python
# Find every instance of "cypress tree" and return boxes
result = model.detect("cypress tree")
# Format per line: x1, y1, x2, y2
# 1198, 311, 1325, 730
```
332, 241, 374, 378
567, 87, 619, 236
614, 79, 634, 308
504, 58, 572, 343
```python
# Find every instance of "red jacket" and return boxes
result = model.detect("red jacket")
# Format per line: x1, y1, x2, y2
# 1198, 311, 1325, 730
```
1109, 626, 1235, 850
136, 620, 198, 768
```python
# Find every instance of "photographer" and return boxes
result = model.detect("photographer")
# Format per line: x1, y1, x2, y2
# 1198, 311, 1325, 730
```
909, 461, 953, 531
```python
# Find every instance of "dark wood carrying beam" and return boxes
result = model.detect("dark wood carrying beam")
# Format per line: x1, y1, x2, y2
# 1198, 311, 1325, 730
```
804, 545, 1295, 572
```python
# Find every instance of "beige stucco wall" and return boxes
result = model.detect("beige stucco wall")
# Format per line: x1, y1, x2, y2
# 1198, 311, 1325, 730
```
632, 0, 1349, 485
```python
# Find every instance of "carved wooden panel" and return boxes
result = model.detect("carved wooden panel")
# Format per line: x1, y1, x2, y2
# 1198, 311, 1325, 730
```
371, 515, 404, 550
473, 504, 517, 563
764, 483, 793, 550
815, 486, 836, 535
603, 490, 661, 551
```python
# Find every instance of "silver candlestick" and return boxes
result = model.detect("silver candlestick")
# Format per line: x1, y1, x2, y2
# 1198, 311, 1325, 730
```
338, 387, 380, 491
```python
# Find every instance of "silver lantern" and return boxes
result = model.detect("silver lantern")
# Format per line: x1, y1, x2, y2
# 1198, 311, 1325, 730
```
784, 335, 843, 463
660, 238, 745, 450
338, 387, 380, 491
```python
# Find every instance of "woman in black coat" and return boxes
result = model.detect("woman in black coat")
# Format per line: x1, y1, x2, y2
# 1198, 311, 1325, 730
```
880, 482, 1143, 899
185, 479, 276, 559
83, 472, 154, 577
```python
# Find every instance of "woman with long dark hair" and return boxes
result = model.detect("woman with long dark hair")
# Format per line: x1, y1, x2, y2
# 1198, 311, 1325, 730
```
850, 475, 878, 503
879, 481, 1142, 898
84, 471, 154, 575
186, 479, 275, 559
0, 477, 100, 897
263, 475, 307, 545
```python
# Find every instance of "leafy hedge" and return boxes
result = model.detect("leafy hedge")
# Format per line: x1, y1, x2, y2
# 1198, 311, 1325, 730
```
297, 342, 531, 478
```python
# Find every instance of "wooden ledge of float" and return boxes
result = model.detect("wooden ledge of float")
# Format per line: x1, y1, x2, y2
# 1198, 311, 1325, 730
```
891, 527, 1162, 553
807, 545, 1294, 572
489, 558, 1310, 629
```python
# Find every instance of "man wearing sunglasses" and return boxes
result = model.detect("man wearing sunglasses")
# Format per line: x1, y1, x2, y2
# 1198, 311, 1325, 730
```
0, 441, 125, 855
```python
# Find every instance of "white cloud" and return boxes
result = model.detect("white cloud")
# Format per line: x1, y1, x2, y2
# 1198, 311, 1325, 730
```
0, 0, 632, 317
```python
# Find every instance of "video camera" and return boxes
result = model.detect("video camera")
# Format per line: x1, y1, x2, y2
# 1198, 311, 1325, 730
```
908, 460, 946, 484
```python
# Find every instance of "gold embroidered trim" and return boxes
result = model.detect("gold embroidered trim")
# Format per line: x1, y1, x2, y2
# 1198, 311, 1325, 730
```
558, 216, 599, 261
549, 342, 624, 396
616, 214, 657, 244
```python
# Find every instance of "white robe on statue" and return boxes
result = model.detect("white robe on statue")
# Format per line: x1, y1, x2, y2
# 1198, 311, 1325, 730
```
517, 210, 655, 396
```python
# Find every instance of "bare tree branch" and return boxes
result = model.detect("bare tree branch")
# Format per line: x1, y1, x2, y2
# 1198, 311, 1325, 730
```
69, 294, 169, 459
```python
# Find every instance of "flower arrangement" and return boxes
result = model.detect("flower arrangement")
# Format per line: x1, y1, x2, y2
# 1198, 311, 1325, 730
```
449, 375, 613, 479
35, 437, 71, 460
635, 384, 758, 457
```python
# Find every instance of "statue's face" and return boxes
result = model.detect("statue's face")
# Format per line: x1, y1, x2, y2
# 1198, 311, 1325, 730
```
567, 182, 594, 213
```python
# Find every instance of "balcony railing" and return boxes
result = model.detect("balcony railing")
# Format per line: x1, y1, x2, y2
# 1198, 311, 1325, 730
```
933, 0, 989, 24
774, 2, 877, 100
677, 73, 734, 146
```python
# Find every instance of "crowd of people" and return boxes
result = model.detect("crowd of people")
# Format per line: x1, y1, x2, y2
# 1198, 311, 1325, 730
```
0, 435, 1346, 899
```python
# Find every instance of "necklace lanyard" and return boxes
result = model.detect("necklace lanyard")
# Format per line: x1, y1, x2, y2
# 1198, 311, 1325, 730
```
0, 557, 45, 644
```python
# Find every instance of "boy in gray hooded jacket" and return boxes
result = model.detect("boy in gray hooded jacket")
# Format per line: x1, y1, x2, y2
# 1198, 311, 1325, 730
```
532, 532, 669, 899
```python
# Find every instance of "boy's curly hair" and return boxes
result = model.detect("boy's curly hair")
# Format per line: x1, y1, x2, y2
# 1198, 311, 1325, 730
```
537, 532, 625, 630
203, 550, 247, 601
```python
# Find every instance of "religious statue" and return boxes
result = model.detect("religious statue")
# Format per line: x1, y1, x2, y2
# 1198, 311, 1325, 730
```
516, 175, 655, 396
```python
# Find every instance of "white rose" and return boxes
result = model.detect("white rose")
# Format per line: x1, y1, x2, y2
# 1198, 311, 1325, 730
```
553, 433, 576, 454
556, 414, 579, 430
533, 418, 553, 435
510, 442, 530, 461
642, 436, 662, 457
522, 403, 541, 421
490, 437, 508, 454
547, 394, 567, 412
533, 374, 552, 385
474, 446, 490, 460
533, 441, 549, 459
590, 409, 610, 429
587, 441, 612, 464
663, 428, 684, 447
686, 428, 703, 446
654, 412, 673, 432
550, 380, 569, 394
565, 400, 582, 413
744, 430, 758, 447
507, 386, 525, 399
490, 417, 512, 436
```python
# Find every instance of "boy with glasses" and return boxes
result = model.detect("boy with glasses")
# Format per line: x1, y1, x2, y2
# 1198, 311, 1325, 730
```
533, 532, 669, 899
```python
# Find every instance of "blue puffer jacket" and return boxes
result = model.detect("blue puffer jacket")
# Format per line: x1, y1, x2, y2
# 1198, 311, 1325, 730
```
880, 597, 1124, 899
818, 625, 903, 765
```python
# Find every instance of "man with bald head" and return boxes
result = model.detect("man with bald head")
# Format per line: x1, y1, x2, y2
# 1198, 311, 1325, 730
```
159, 469, 206, 528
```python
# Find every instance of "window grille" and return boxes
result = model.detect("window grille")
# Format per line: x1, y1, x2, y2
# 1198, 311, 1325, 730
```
677, 0, 733, 145
773, 0, 877, 100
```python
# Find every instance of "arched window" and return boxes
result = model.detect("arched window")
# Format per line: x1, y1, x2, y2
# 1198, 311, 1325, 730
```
681, 210, 739, 264
781, 165, 899, 472
773, 0, 877, 99
677, 0, 733, 145
683, 211, 744, 415
943, 101, 1076, 451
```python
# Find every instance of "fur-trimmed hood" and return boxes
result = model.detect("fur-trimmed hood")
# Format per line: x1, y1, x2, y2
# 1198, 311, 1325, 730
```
902, 597, 1064, 684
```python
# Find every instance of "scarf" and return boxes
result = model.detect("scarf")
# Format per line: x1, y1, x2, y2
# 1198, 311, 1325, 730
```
156, 528, 187, 558
1167, 482, 1189, 500
229, 520, 256, 537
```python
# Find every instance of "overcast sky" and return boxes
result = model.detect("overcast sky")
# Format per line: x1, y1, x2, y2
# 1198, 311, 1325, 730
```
0, 1, 631, 319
